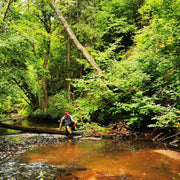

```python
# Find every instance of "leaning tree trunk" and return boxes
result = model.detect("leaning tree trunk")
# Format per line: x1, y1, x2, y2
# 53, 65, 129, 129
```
1, 0, 12, 33
13, 78, 38, 108
3, 0, 12, 21
49, 0, 103, 76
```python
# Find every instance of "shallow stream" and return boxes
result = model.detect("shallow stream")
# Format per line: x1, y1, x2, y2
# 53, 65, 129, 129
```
0, 133, 180, 180
0, 119, 180, 179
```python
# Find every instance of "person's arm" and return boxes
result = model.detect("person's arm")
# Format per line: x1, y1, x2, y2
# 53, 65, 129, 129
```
59, 117, 64, 129
69, 115, 74, 122
69, 115, 77, 126
59, 122, 62, 129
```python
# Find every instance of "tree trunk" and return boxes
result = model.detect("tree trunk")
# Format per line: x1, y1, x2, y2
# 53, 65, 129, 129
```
42, 40, 51, 111
49, 0, 103, 76
13, 78, 38, 108
80, 54, 83, 79
67, 37, 71, 101
1, 0, 12, 33
42, 78, 48, 111
0, 122, 84, 135
3, 0, 12, 21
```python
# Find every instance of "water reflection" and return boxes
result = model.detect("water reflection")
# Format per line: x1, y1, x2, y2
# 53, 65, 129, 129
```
0, 119, 59, 135
0, 134, 180, 180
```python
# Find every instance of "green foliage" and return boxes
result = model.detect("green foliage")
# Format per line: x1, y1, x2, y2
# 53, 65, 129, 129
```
81, 122, 107, 136
47, 91, 72, 119
71, 0, 180, 130
72, 74, 108, 123
1, 0, 179, 131
30, 109, 50, 121
12, 136, 26, 145
127, 0, 180, 128
149, 106, 180, 128
37, 171, 44, 180
31, 91, 72, 120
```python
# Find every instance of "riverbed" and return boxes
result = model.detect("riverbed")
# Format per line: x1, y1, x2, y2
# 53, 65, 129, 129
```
0, 132, 180, 180
0, 118, 180, 179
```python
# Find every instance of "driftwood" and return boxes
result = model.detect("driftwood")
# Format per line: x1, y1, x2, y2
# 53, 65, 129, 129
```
152, 132, 164, 141
150, 127, 180, 147
89, 121, 137, 140
109, 120, 136, 139
0, 122, 84, 136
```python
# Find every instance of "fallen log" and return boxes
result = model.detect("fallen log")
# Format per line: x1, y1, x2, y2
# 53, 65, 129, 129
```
0, 122, 84, 136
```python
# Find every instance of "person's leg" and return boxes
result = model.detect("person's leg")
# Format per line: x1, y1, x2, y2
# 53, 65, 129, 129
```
73, 121, 77, 127
70, 121, 77, 131
66, 126, 72, 134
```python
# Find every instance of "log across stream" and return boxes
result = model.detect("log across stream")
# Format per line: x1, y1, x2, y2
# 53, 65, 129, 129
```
0, 122, 84, 135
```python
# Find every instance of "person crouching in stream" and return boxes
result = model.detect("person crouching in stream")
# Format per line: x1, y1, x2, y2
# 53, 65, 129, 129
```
58, 112, 77, 137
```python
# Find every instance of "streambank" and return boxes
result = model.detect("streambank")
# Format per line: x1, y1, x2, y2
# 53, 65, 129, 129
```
86, 121, 180, 148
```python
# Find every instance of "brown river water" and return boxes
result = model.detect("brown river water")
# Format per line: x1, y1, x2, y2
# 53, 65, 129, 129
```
0, 120, 179, 180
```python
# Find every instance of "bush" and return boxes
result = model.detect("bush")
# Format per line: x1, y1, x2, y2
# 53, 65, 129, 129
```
30, 91, 74, 121
80, 122, 107, 136
148, 106, 180, 128
47, 91, 71, 120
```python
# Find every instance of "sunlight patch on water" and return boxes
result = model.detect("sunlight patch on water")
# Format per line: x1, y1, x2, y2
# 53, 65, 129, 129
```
152, 149, 180, 161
